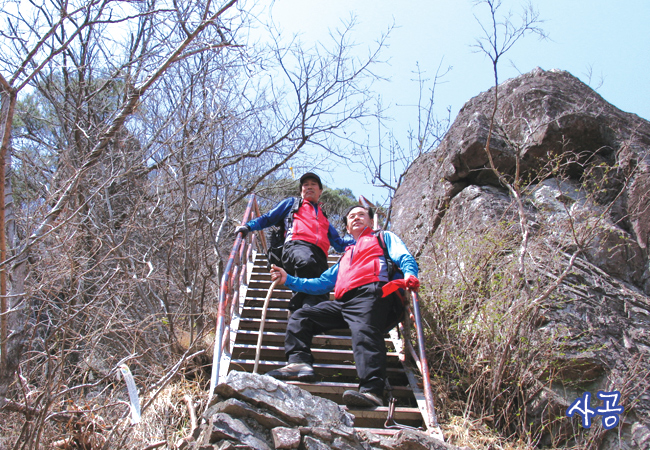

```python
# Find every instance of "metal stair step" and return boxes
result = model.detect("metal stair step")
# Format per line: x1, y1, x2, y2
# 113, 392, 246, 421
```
235, 330, 356, 348
245, 285, 337, 302
246, 288, 293, 299
232, 344, 403, 365
242, 298, 291, 310
238, 318, 288, 332
230, 360, 409, 384
236, 327, 398, 355
247, 279, 293, 289
248, 279, 289, 290
343, 406, 423, 429
253, 256, 340, 270
240, 307, 290, 320
287, 381, 415, 400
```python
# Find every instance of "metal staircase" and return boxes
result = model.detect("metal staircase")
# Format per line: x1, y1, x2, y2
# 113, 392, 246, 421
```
232, 252, 426, 432
209, 195, 442, 438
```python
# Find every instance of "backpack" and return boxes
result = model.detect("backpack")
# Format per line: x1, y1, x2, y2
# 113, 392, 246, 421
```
266, 198, 301, 270
376, 231, 407, 333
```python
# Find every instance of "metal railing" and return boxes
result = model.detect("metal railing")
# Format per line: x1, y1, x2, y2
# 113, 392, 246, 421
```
404, 290, 440, 431
208, 194, 266, 400
208, 194, 440, 435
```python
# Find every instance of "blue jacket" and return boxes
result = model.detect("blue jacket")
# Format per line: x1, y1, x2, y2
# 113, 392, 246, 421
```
284, 229, 418, 296
246, 197, 354, 253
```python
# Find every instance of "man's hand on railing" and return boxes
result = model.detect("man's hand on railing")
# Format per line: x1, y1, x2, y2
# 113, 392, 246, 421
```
405, 275, 420, 292
381, 275, 420, 297
234, 225, 250, 237
269, 264, 287, 285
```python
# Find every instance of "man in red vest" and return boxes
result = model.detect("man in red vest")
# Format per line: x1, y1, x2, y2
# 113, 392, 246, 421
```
266, 205, 420, 408
234, 173, 353, 311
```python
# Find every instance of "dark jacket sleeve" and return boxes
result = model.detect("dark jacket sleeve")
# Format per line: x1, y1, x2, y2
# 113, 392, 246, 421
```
246, 197, 294, 231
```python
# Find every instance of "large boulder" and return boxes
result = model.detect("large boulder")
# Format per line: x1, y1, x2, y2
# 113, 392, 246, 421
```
186, 372, 459, 450
391, 68, 650, 449
393, 68, 650, 268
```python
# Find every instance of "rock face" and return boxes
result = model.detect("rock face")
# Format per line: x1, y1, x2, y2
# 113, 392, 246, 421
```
186, 371, 458, 450
391, 68, 650, 449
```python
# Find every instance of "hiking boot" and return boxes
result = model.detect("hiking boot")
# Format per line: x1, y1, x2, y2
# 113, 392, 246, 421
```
265, 363, 314, 381
342, 390, 383, 407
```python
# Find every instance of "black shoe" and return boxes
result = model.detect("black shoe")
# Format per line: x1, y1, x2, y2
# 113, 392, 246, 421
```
342, 390, 383, 407
265, 363, 314, 381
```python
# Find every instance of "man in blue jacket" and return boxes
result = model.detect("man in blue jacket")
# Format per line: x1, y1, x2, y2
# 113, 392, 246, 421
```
234, 173, 354, 311
266, 205, 420, 408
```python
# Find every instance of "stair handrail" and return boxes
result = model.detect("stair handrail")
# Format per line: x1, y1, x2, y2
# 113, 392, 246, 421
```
208, 194, 267, 400
405, 289, 441, 435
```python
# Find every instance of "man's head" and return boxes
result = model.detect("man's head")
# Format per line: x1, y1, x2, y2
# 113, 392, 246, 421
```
299, 172, 323, 202
344, 205, 374, 237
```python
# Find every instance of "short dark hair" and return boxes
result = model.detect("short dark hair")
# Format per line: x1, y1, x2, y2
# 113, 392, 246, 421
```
343, 205, 374, 227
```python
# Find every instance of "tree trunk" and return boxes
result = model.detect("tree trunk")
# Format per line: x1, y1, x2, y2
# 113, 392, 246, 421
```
0, 85, 27, 408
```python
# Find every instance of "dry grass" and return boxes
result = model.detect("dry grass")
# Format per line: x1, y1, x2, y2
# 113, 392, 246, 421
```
442, 415, 535, 450
130, 378, 207, 448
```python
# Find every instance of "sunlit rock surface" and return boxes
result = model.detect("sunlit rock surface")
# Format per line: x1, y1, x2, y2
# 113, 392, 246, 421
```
392, 68, 650, 449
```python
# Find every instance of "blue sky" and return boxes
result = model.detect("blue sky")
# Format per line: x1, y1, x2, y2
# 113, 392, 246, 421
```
267, 0, 650, 204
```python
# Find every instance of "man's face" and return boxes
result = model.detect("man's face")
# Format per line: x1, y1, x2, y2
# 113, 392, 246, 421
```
346, 207, 372, 235
300, 178, 323, 202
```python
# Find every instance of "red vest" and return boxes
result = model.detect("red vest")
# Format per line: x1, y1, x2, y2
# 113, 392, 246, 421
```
334, 228, 387, 299
289, 200, 330, 255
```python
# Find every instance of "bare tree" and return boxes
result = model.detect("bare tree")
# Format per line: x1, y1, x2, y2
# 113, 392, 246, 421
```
1, 0, 385, 446
472, 0, 547, 277
1, 1, 243, 446
351, 57, 452, 221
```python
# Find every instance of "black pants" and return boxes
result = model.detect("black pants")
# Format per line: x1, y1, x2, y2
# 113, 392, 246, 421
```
284, 282, 389, 395
281, 240, 329, 311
